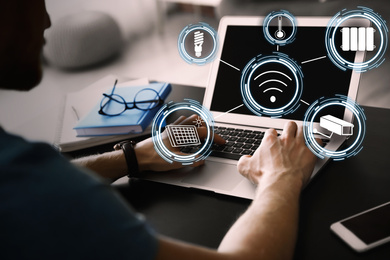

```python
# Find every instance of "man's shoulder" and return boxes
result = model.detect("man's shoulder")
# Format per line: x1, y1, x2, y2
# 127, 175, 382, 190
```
0, 128, 102, 188
0, 129, 158, 260
0, 128, 63, 169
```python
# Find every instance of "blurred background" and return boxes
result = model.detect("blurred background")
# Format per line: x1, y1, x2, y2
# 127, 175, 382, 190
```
0, 0, 388, 142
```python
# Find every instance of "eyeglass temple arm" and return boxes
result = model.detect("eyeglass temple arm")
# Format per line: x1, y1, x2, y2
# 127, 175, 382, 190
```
132, 99, 163, 104
110, 79, 118, 95
102, 93, 125, 104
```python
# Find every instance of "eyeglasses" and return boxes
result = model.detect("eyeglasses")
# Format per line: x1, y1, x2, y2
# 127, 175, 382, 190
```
99, 79, 164, 116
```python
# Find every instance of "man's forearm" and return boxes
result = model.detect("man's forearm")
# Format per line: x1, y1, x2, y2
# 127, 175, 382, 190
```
155, 174, 303, 260
72, 150, 128, 181
218, 173, 303, 260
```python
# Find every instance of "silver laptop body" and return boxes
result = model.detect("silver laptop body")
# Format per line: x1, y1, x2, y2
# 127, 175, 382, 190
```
143, 16, 366, 199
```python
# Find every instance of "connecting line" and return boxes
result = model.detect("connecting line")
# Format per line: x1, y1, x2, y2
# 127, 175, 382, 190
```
215, 104, 244, 119
300, 99, 310, 106
220, 59, 240, 71
301, 55, 327, 64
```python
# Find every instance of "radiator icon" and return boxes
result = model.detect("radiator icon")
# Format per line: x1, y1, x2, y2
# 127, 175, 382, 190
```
341, 27, 376, 51
313, 115, 354, 139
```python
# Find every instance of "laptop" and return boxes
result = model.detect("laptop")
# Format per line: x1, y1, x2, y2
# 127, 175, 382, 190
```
142, 16, 366, 199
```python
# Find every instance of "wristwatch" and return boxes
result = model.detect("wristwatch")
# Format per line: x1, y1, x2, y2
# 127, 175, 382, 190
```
113, 140, 140, 178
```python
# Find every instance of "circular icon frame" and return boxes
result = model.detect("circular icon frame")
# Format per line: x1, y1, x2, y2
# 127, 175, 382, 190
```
178, 22, 218, 65
303, 95, 366, 160
151, 99, 215, 165
240, 53, 303, 118
263, 10, 297, 46
325, 6, 388, 72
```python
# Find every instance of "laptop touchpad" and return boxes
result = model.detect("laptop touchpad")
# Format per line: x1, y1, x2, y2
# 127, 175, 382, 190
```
181, 161, 243, 191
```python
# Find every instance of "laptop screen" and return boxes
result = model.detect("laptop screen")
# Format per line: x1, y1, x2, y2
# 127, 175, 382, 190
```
206, 19, 362, 126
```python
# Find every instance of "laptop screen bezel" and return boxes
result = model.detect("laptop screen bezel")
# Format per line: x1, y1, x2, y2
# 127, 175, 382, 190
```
203, 16, 367, 130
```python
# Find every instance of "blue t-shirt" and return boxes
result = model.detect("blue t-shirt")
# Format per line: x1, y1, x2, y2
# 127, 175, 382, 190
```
0, 128, 158, 259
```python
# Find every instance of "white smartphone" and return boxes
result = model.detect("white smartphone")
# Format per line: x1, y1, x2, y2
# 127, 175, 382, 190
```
331, 201, 390, 252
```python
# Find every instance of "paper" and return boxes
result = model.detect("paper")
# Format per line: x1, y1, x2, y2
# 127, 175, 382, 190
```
55, 75, 150, 152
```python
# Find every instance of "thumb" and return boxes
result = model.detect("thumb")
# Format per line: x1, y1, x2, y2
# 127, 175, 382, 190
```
237, 154, 259, 185
237, 154, 252, 177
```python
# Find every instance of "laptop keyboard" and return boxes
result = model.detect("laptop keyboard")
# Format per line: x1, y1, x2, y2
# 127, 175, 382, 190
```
181, 126, 329, 161
211, 126, 266, 160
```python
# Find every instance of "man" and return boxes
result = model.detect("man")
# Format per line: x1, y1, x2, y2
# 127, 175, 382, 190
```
0, 1, 318, 259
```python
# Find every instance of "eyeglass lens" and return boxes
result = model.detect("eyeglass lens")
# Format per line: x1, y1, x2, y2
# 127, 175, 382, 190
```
100, 88, 161, 115
100, 94, 127, 115
134, 88, 161, 110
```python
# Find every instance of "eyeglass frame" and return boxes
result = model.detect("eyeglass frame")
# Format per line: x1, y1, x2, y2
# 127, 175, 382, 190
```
98, 79, 164, 116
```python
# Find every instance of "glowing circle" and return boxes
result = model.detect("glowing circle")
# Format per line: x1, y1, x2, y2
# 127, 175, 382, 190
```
263, 10, 297, 46
325, 6, 388, 72
303, 95, 366, 160
178, 22, 218, 65
151, 99, 215, 165
240, 53, 303, 117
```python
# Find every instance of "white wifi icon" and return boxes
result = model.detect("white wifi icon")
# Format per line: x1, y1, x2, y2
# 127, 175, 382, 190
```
255, 70, 293, 103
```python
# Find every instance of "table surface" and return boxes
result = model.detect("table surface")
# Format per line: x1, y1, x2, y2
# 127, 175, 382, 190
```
112, 104, 390, 259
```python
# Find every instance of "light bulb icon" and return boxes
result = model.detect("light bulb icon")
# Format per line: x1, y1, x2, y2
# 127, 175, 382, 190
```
194, 31, 204, 57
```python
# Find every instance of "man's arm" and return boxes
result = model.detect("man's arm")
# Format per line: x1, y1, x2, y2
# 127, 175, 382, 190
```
156, 177, 302, 260
72, 115, 225, 181
71, 136, 207, 181
155, 121, 318, 260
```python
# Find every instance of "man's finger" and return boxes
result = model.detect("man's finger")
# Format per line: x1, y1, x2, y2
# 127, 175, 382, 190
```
178, 114, 198, 125
172, 115, 187, 125
264, 128, 278, 139
282, 121, 298, 139
237, 155, 258, 185
197, 126, 226, 145
237, 155, 251, 176
315, 137, 324, 147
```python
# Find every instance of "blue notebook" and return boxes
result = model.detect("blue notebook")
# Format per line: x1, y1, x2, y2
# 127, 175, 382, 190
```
74, 82, 171, 137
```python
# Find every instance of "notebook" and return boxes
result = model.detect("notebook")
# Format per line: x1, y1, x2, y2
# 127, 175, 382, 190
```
140, 16, 367, 199
54, 75, 154, 152
74, 82, 171, 137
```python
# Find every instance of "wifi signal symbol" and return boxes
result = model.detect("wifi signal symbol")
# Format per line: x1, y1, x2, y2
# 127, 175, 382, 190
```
255, 70, 293, 103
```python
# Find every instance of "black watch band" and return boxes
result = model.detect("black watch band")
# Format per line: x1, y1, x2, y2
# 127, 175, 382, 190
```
114, 141, 140, 178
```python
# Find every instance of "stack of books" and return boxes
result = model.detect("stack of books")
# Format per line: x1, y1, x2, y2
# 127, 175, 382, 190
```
54, 75, 171, 152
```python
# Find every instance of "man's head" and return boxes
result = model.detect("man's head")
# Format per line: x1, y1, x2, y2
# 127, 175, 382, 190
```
0, 0, 51, 91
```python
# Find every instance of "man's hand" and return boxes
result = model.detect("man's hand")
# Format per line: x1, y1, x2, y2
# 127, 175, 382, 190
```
135, 114, 225, 173
237, 121, 318, 189
72, 115, 225, 181
155, 122, 321, 260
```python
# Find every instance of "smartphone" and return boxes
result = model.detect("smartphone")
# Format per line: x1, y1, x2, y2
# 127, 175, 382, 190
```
330, 201, 390, 252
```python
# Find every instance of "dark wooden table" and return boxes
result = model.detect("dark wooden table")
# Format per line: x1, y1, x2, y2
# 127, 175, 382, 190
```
114, 105, 390, 259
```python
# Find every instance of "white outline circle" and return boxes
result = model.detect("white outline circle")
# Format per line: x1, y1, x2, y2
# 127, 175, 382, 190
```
240, 53, 303, 117
325, 6, 388, 72
178, 22, 218, 65
263, 10, 297, 46
303, 95, 366, 160
151, 100, 214, 165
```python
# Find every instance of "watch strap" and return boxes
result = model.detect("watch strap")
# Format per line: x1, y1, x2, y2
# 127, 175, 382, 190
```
114, 141, 139, 178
